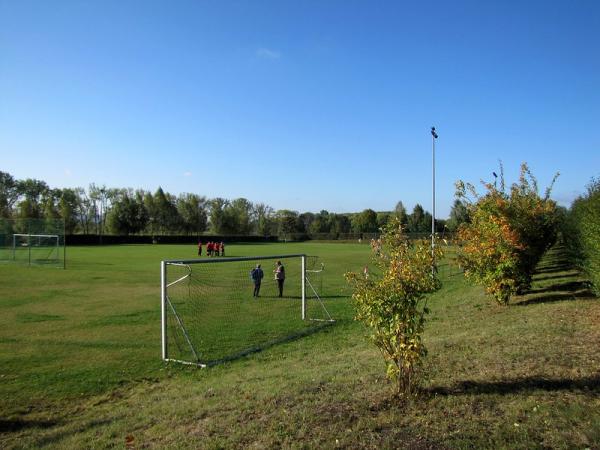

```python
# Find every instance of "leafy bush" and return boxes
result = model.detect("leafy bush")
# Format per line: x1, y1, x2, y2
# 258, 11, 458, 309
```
456, 163, 559, 304
564, 178, 600, 294
345, 219, 442, 396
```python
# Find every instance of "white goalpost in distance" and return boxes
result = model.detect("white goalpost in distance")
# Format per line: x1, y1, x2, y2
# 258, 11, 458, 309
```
12, 234, 60, 265
161, 253, 334, 367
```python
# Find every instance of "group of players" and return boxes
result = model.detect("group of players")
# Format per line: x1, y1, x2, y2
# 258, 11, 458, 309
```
197, 241, 225, 257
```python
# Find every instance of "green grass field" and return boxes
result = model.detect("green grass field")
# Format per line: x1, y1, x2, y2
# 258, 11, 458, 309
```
1, 242, 599, 449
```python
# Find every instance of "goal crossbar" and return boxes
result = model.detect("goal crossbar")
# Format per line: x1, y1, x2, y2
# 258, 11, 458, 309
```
163, 253, 306, 265
13, 234, 59, 238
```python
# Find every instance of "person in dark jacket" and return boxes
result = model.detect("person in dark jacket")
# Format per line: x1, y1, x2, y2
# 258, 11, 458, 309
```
251, 264, 264, 297
274, 260, 285, 297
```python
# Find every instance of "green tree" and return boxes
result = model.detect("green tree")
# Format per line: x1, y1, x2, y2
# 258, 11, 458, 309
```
89, 184, 111, 235
42, 190, 60, 220
299, 212, 316, 233
15, 178, 49, 220
107, 192, 148, 235
446, 199, 469, 232
377, 212, 392, 229
209, 198, 229, 234
154, 187, 180, 234
276, 210, 301, 237
58, 188, 81, 234
567, 178, 600, 293
394, 201, 408, 226
0, 171, 19, 218
177, 193, 208, 235
407, 204, 431, 233
253, 203, 275, 236
352, 209, 378, 233
330, 213, 352, 234
227, 198, 253, 235
309, 210, 331, 234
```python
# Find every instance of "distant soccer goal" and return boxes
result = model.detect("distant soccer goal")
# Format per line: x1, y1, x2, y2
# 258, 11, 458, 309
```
161, 254, 334, 366
0, 219, 65, 268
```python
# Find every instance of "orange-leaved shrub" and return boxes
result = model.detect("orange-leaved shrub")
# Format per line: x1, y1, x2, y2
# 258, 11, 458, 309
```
456, 163, 559, 304
345, 218, 443, 396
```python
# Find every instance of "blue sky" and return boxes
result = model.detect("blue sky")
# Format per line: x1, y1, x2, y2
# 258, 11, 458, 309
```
1, 0, 599, 217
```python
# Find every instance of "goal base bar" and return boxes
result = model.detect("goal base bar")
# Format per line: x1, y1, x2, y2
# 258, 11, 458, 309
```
164, 358, 207, 368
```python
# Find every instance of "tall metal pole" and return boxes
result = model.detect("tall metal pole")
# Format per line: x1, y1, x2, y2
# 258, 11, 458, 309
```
161, 261, 168, 361
431, 127, 438, 270
301, 255, 306, 320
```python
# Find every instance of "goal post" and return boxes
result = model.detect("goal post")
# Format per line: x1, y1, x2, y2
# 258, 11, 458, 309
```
161, 253, 334, 367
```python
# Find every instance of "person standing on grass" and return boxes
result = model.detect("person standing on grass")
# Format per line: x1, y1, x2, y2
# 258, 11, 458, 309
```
220, 241, 225, 257
274, 260, 285, 297
197, 241, 202, 256
251, 264, 264, 297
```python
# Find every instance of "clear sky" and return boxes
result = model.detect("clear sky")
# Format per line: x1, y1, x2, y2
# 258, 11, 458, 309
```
1, 0, 599, 217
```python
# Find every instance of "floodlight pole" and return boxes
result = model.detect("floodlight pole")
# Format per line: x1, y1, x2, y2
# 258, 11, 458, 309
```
161, 261, 167, 361
431, 127, 438, 273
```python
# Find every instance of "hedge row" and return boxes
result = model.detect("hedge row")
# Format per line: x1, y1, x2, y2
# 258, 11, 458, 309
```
563, 178, 600, 294
65, 234, 278, 246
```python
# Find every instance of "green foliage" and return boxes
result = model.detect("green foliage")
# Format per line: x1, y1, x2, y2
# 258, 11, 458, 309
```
445, 199, 469, 232
275, 209, 303, 236
0, 171, 19, 218
58, 188, 81, 234
254, 203, 276, 236
456, 163, 559, 304
394, 200, 408, 226
406, 203, 432, 233
352, 208, 378, 233
176, 193, 208, 235
345, 219, 442, 396
107, 192, 148, 235
565, 177, 600, 293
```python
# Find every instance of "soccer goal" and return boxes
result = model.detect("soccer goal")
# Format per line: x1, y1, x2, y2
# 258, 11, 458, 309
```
0, 218, 65, 268
161, 254, 334, 366
12, 234, 61, 265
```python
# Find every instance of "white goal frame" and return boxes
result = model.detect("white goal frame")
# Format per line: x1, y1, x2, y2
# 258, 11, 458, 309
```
160, 253, 333, 366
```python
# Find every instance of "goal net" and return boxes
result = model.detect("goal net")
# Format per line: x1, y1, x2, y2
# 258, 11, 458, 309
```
0, 219, 65, 268
161, 254, 334, 366
12, 234, 60, 264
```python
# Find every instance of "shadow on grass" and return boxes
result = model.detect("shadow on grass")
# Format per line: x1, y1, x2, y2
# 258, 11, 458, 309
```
427, 374, 600, 396
516, 246, 597, 306
515, 290, 596, 306
202, 320, 337, 367
533, 263, 572, 274
33, 418, 118, 447
532, 272, 578, 282
0, 418, 61, 433
525, 281, 591, 295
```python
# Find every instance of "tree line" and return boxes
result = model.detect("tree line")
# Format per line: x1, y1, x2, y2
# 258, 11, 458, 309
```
0, 170, 469, 236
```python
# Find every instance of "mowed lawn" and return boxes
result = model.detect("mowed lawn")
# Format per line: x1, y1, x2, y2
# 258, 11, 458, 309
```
1, 242, 599, 449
